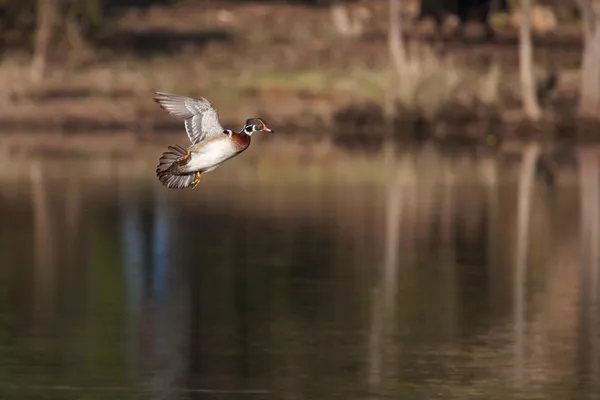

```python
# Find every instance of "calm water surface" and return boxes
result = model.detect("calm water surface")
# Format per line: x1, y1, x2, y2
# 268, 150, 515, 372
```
0, 152, 598, 400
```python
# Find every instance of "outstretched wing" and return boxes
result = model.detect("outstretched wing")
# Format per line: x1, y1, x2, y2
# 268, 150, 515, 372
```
154, 92, 226, 144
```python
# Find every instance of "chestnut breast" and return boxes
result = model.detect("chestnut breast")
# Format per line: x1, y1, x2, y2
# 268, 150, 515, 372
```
231, 132, 251, 152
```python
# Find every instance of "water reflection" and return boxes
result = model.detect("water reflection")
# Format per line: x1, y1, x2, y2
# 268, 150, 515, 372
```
0, 148, 598, 399
119, 185, 192, 400
578, 148, 600, 399
513, 143, 540, 387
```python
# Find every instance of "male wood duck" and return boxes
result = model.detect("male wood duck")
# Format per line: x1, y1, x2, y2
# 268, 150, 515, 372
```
153, 92, 273, 189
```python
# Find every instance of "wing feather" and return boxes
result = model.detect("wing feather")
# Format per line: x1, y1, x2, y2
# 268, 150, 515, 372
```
154, 92, 226, 144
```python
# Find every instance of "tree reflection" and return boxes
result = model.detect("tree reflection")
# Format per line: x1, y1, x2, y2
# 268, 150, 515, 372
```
29, 159, 56, 324
513, 142, 540, 387
118, 185, 190, 399
367, 153, 410, 397
146, 187, 190, 400
577, 147, 600, 396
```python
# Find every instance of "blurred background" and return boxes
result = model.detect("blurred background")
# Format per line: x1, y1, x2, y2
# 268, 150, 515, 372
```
1, 0, 600, 399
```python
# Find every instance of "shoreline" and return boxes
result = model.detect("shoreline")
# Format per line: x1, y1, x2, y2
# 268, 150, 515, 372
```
0, 134, 584, 193
0, 106, 596, 157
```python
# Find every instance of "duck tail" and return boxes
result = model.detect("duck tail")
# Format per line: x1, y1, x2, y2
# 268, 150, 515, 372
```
155, 144, 196, 189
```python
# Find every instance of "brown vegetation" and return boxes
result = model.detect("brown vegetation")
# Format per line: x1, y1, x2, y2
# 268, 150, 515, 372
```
0, 0, 598, 152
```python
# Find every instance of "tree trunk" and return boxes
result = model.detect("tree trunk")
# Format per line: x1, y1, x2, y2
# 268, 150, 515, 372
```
388, 0, 408, 85
331, 0, 362, 37
519, 0, 541, 119
384, 0, 408, 163
30, 0, 57, 83
580, 28, 600, 117
578, 0, 600, 118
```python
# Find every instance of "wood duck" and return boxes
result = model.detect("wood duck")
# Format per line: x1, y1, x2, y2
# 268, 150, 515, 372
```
153, 92, 273, 189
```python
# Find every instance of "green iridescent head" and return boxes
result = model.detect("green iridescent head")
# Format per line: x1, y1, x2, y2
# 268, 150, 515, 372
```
243, 118, 273, 135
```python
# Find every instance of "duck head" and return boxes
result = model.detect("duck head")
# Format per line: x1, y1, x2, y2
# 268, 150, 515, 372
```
242, 118, 273, 136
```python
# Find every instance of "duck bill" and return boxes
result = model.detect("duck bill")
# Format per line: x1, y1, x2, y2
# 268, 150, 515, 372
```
264, 127, 273, 133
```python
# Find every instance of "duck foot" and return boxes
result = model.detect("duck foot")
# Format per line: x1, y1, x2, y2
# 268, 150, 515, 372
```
177, 151, 191, 163
191, 172, 202, 189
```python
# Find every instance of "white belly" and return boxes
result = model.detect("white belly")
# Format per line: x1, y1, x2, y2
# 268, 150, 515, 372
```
187, 140, 240, 172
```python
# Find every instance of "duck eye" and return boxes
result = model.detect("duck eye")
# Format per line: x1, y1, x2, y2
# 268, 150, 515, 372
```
254, 123, 263, 131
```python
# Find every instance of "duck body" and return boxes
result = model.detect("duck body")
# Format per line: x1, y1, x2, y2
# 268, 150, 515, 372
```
189, 133, 251, 171
163, 131, 250, 175
153, 92, 272, 189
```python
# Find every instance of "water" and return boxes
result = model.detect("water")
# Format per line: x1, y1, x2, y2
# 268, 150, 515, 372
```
0, 149, 599, 400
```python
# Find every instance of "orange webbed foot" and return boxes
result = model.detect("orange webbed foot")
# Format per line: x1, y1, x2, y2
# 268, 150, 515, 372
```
177, 151, 192, 163
191, 172, 202, 189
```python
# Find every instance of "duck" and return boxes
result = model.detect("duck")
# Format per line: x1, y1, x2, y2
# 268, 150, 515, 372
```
153, 92, 273, 189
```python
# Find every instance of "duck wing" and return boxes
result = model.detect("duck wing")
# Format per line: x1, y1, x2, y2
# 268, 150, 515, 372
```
154, 92, 226, 145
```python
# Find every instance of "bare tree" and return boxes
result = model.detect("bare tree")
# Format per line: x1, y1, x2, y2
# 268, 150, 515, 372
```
30, 0, 58, 83
330, 0, 367, 37
388, 0, 408, 83
578, 0, 600, 118
519, 0, 541, 119
383, 0, 409, 163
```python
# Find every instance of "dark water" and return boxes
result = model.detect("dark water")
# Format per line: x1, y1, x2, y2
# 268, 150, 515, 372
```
0, 152, 599, 400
